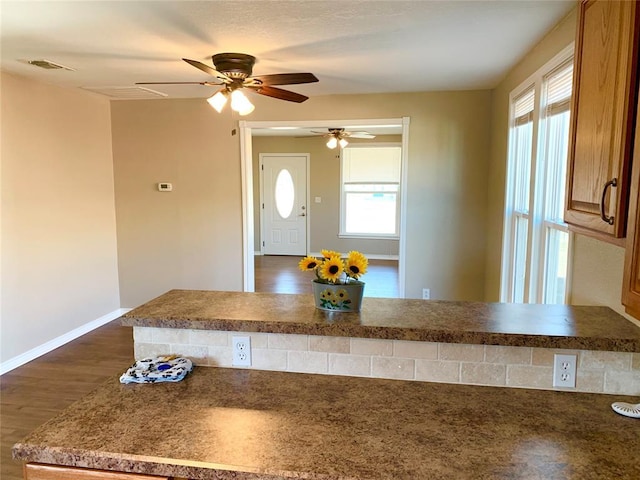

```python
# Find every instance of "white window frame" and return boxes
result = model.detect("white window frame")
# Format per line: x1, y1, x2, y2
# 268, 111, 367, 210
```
338, 142, 402, 240
500, 44, 575, 304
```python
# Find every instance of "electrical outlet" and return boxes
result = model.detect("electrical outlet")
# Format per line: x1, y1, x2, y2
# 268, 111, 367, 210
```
422, 288, 430, 300
553, 354, 577, 388
232, 336, 251, 367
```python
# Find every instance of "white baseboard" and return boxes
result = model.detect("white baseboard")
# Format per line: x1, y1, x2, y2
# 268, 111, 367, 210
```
0, 308, 132, 375
309, 252, 399, 261
361, 254, 399, 261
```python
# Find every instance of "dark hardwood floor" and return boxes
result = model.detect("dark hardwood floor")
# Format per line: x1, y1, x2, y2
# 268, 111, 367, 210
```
1, 256, 398, 480
0, 321, 134, 480
254, 255, 399, 298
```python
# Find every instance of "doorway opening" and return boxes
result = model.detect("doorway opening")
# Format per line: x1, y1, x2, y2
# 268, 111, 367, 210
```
239, 117, 410, 297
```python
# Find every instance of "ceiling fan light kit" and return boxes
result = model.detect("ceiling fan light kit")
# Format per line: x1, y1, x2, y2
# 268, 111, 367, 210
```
230, 89, 255, 115
319, 128, 375, 149
137, 52, 318, 115
207, 89, 229, 113
326, 136, 349, 149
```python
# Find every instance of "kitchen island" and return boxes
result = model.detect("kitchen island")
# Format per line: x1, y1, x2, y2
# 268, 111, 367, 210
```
121, 290, 640, 395
121, 290, 640, 351
12, 367, 640, 480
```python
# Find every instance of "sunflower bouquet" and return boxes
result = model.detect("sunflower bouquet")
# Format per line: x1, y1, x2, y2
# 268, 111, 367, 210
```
298, 249, 368, 284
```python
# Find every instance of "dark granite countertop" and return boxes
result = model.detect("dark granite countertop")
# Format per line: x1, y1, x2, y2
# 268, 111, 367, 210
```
13, 367, 640, 480
120, 290, 640, 352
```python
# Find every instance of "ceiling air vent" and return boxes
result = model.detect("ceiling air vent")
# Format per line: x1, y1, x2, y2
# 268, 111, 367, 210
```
81, 86, 168, 100
22, 59, 75, 71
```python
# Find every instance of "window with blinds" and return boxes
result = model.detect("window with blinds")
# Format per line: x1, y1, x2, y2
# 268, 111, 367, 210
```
541, 59, 573, 304
509, 87, 535, 302
514, 88, 535, 125
501, 50, 574, 305
545, 62, 573, 115
340, 145, 402, 237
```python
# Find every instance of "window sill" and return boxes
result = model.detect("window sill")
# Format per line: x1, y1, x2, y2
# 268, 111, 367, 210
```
338, 234, 400, 241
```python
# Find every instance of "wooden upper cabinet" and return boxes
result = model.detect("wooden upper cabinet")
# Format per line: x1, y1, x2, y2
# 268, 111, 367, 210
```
564, 0, 639, 242
622, 80, 640, 317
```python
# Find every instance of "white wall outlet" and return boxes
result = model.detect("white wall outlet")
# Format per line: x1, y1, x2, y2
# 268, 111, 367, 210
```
232, 336, 251, 367
553, 353, 577, 388
422, 288, 430, 300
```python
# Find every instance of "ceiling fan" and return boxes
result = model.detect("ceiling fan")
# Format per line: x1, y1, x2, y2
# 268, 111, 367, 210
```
136, 53, 318, 115
311, 128, 376, 149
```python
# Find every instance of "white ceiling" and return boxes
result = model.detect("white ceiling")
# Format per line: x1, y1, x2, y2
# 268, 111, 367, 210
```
1, 0, 575, 101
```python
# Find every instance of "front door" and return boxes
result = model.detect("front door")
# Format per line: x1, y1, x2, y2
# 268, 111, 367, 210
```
260, 154, 308, 255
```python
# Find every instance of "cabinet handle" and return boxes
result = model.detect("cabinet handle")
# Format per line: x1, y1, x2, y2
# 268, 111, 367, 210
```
600, 178, 617, 225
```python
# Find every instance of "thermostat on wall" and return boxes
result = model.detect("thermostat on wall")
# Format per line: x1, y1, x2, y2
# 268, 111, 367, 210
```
157, 183, 172, 191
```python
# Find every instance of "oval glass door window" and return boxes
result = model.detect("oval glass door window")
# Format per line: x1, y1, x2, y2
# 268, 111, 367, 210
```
275, 169, 295, 219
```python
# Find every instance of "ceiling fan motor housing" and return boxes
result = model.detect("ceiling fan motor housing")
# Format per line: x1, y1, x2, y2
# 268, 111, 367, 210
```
212, 53, 256, 80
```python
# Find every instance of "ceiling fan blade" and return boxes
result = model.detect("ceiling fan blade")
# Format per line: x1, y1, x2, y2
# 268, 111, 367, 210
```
249, 73, 318, 86
135, 81, 217, 86
347, 132, 376, 139
182, 58, 231, 82
251, 85, 309, 103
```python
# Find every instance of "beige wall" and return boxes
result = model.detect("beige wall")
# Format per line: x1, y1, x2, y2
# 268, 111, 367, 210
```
0, 71, 120, 363
112, 90, 492, 302
252, 135, 401, 256
111, 99, 243, 307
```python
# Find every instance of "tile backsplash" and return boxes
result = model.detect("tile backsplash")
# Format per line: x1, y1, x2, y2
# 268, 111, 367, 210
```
133, 327, 640, 395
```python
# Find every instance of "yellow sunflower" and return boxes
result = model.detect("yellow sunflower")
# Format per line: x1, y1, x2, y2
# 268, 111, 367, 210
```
335, 288, 350, 302
344, 251, 368, 279
321, 249, 342, 260
320, 289, 333, 300
319, 255, 344, 283
298, 256, 320, 272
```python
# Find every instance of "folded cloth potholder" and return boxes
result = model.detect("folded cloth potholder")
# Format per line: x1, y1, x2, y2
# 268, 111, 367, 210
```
119, 355, 194, 384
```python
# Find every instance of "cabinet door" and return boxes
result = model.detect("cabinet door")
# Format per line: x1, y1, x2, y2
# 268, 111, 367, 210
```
622, 81, 640, 317
564, 0, 639, 240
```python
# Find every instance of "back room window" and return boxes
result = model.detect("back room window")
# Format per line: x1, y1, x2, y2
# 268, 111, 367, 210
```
340, 144, 402, 238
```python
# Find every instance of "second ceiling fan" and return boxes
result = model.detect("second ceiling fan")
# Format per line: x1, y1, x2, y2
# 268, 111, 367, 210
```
137, 53, 318, 115
312, 128, 376, 149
